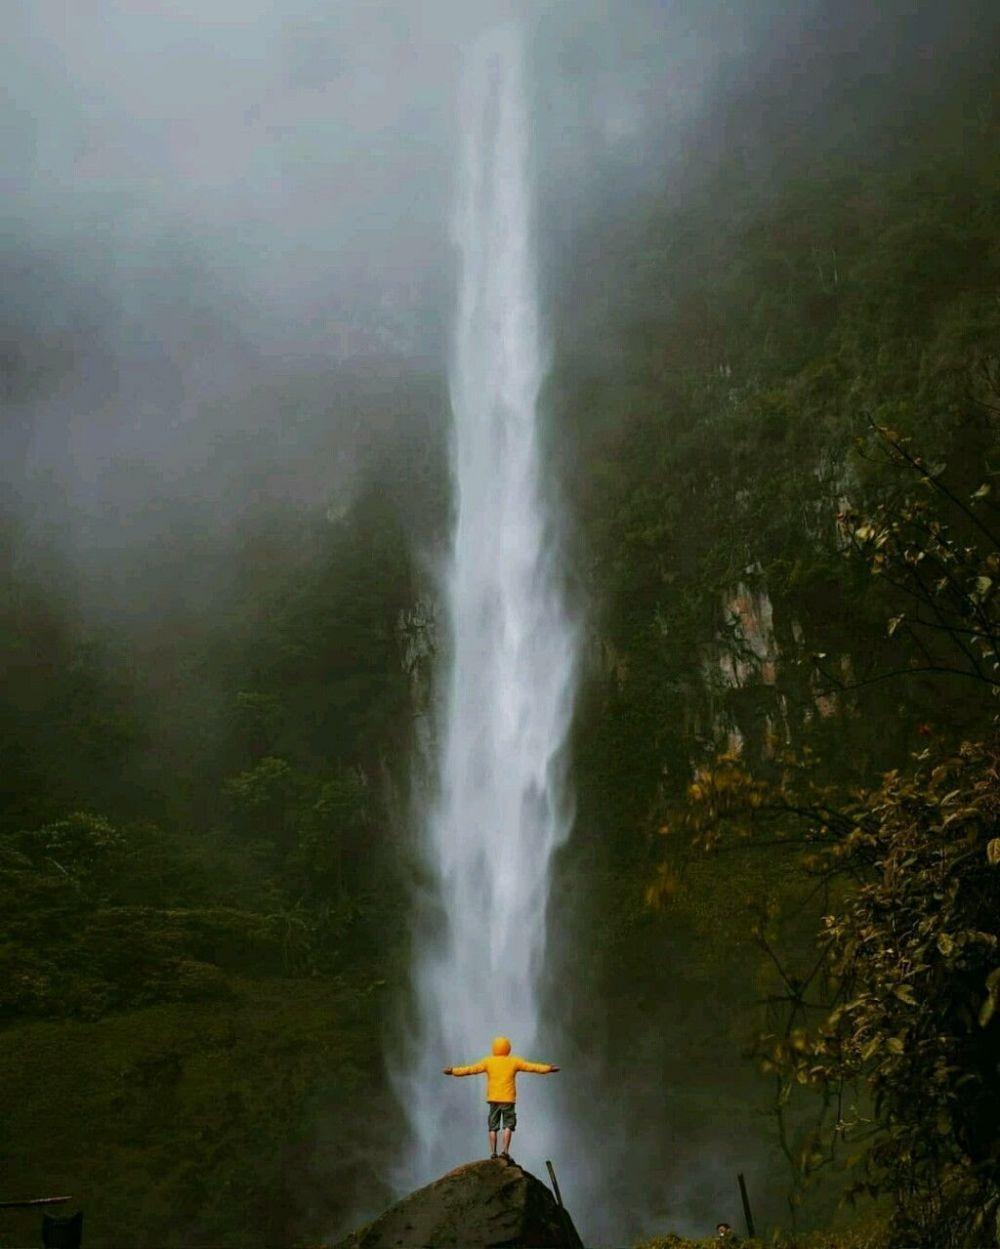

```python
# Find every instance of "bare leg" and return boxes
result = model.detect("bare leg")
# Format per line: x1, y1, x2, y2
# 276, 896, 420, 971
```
501, 1128, 512, 1156
488, 1129, 498, 1158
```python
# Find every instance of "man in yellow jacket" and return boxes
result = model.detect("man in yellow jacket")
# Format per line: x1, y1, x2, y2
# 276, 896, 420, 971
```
443, 1035, 559, 1160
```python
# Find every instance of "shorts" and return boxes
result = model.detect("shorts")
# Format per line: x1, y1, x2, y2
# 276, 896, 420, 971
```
488, 1101, 516, 1132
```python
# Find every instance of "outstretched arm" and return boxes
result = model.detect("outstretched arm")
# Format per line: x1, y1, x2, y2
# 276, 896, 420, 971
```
515, 1059, 559, 1074
443, 1061, 487, 1076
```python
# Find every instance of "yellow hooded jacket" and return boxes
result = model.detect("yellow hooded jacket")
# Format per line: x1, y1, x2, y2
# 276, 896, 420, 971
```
450, 1036, 554, 1102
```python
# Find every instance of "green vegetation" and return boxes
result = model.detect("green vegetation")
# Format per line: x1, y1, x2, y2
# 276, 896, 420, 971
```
636, 1230, 888, 1249
3, 36, 999, 1249
0, 484, 419, 1246
1, 982, 384, 1249
551, 62, 998, 1249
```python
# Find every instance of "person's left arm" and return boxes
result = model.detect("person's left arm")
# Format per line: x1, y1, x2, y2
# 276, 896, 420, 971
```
515, 1058, 559, 1074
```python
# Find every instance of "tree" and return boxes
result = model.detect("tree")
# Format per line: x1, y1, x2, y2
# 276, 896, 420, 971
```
655, 427, 999, 1245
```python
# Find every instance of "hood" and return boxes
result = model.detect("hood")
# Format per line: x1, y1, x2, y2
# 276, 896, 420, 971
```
491, 1036, 511, 1056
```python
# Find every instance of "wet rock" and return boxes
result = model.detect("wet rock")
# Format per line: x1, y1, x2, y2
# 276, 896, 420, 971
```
334, 1157, 583, 1248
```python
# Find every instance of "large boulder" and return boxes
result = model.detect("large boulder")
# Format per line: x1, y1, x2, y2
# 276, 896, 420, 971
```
335, 1158, 584, 1248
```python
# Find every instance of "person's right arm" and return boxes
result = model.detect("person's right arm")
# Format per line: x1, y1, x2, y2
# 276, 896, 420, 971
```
443, 1060, 487, 1076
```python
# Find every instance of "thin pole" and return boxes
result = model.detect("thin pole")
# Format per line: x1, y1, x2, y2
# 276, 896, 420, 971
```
737, 1172, 756, 1239
0, 1198, 72, 1209
545, 1160, 564, 1209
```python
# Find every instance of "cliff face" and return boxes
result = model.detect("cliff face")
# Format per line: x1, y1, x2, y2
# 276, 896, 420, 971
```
334, 1158, 584, 1249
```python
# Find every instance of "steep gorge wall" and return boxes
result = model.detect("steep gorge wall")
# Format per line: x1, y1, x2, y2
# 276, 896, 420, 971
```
535, 98, 1000, 1236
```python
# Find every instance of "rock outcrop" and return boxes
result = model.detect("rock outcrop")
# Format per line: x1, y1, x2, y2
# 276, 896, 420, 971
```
334, 1158, 584, 1248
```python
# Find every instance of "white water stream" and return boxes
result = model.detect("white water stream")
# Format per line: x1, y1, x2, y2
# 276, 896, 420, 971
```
397, 24, 578, 1185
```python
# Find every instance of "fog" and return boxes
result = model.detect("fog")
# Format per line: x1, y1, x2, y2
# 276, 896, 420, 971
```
9, 0, 985, 525
5, 1, 998, 1242
4, 0, 833, 543
3, 0, 797, 650
8, 0, 992, 534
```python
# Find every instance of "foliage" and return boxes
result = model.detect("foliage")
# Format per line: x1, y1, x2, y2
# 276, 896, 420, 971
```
0, 542, 142, 834
635, 1226, 888, 1249
0, 483, 417, 1243
3, 46, 999, 1247
0, 981, 393, 1249
0, 811, 301, 1020
554, 93, 999, 1230
834, 422, 999, 697
650, 433, 1000, 1243
799, 739, 1000, 1246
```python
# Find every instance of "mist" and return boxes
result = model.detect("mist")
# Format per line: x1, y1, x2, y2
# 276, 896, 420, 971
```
5, 1, 999, 1244
3, 0, 829, 531
10, 0, 986, 548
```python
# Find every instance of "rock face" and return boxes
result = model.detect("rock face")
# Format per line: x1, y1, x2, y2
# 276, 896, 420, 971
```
335, 1158, 584, 1248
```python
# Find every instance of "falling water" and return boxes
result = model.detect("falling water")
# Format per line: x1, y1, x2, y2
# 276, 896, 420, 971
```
396, 24, 578, 1185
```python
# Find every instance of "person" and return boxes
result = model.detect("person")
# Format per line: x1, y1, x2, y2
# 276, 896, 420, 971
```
443, 1035, 559, 1160
715, 1222, 740, 1243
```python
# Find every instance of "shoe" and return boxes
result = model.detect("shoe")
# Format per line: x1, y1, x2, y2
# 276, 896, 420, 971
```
500, 1151, 511, 1161
490, 1152, 497, 1160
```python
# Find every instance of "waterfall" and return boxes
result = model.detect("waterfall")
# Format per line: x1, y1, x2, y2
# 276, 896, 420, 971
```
396, 23, 578, 1185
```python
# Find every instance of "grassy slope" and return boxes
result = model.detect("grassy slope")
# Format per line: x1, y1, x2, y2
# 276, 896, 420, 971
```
0, 978, 396, 1248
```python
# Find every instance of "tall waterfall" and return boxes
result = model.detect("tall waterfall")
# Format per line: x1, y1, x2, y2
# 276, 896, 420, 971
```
397, 24, 578, 1185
